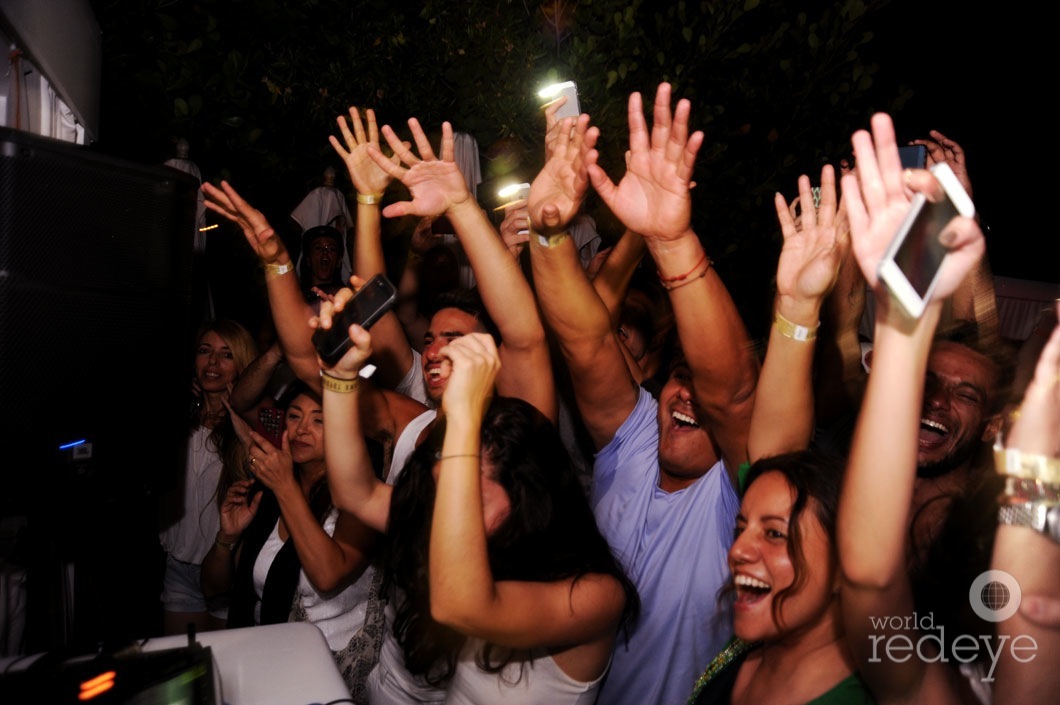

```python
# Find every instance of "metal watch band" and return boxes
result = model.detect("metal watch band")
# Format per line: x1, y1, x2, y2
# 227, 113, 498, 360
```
998, 502, 1060, 544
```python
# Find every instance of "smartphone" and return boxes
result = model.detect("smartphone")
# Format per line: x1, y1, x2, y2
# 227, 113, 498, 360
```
312, 273, 398, 365
899, 144, 927, 169
877, 162, 975, 319
258, 406, 285, 448
539, 81, 580, 120
496, 182, 531, 234
496, 182, 530, 208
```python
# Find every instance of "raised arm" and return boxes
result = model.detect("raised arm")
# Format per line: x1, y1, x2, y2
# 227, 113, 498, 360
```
748, 165, 843, 460
838, 112, 986, 702
369, 119, 556, 421
586, 83, 758, 473
428, 334, 625, 652
228, 341, 285, 423
911, 129, 999, 341
202, 181, 322, 392
329, 106, 414, 388
814, 172, 869, 439
992, 302, 1060, 704
527, 112, 639, 449
318, 318, 394, 533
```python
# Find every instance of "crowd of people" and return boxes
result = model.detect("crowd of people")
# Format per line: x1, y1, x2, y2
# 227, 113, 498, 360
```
152, 82, 1060, 705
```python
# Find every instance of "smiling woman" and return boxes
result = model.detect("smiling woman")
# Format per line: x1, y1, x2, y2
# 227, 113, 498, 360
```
688, 450, 875, 705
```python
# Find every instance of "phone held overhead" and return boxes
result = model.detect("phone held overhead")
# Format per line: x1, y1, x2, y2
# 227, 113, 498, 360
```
876, 163, 975, 319
312, 274, 398, 365
538, 81, 580, 120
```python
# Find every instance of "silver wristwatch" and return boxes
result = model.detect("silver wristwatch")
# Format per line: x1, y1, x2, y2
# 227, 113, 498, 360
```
998, 502, 1060, 544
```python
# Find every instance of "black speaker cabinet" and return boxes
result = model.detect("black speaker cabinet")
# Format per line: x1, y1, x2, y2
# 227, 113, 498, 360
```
0, 127, 196, 511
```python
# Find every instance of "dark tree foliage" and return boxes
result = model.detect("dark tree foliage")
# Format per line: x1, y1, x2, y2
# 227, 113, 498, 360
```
92, 0, 915, 339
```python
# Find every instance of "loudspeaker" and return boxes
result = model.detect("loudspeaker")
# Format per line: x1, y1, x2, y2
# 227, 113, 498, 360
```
1, 128, 198, 652
0, 127, 197, 509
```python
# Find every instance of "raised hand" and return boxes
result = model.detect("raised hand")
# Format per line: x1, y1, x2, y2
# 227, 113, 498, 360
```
245, 425, 299, 498
409, 214, 444, 257
528, 114, 597, 237
840, 113, 983, 301
366, 119, 471, 220
439, 333, 501, 422
498, 202, 530, 258
586, 82, 703, 242
329, 106, 399, 197
773, 165, 843, 306
202, 180, 286, 264
313, 282, 375, 378
910, 129, 972, 198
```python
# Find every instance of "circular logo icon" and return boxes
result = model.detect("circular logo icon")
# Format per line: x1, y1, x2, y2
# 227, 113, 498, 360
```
968, 569, 1021, 622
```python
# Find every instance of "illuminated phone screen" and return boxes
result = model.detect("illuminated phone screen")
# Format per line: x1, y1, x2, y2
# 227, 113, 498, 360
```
892, 195, 960, 297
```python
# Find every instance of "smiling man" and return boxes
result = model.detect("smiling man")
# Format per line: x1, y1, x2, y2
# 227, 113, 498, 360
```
527, 83, 759, 705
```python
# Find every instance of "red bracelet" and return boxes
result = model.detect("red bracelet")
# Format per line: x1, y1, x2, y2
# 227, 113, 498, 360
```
657, 251, 708, 283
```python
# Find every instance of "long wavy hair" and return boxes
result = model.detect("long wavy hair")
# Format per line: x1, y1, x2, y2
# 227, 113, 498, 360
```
383, 396, 639, 686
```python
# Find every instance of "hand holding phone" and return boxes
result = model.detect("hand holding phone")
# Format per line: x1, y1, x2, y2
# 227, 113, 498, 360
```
539, 81, 580, 120
876, 163, 975, 318
312, 274, 398, 365
899, 144, 928, 169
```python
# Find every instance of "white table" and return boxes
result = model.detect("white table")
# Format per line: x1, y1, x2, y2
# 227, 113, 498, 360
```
141, 622, 349, 705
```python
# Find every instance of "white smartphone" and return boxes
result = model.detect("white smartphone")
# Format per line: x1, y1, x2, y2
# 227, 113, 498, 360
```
496, 182, 530, 206
539, 81, 580, 120
496, 182, 531, 235
877, 162, 975, 319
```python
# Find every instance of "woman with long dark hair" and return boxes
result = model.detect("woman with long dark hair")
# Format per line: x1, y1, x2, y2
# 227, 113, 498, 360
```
319, 325, 638, 704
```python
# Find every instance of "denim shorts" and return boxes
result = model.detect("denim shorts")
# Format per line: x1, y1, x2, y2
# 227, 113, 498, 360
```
160, 553, 229, 620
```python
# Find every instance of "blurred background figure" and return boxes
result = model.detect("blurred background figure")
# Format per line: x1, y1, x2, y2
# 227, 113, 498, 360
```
290, 165, 354, 287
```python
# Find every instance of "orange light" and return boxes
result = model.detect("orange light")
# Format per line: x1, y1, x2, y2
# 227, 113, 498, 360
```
78, 670, 116, 700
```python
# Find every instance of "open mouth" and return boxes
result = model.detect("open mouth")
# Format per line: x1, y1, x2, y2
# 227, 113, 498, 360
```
734, 574, 771, 604
918, 417, 950, 447
425, 364, 448, 387
671, 410, 700, 429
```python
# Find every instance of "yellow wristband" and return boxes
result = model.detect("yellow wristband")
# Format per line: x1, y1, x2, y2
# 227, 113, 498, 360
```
320, 371, 360, 393
356, 192, 384, 205
773, 311, 819, 342
264, 261, 295, 278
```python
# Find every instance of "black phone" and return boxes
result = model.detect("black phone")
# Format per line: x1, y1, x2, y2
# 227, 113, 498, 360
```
312, 273, 398, 365
899, 144, 927, 169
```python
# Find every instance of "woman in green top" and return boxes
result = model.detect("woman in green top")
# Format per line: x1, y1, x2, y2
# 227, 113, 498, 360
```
688, 451, 874, 705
